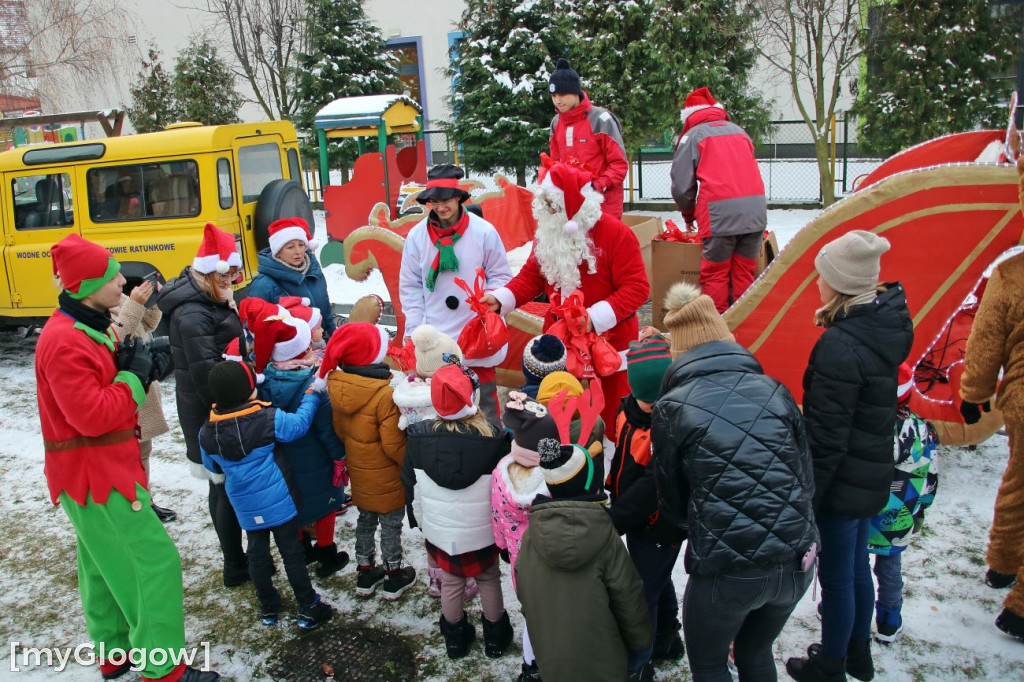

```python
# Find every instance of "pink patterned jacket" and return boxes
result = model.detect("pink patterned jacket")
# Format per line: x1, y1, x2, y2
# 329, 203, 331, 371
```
490, 454, 548, 589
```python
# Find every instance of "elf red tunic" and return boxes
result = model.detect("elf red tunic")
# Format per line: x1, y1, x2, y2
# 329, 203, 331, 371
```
492, 214, 650, 426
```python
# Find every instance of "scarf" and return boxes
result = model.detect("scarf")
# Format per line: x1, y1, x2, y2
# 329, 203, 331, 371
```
58, 291, 113, 333
425, 209, 469, 291
273, 252, 311, 275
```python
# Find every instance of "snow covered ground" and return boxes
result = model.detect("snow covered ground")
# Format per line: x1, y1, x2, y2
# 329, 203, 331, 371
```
3, 208, 1024, 680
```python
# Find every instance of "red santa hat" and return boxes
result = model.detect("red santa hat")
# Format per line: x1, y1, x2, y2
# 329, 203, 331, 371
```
222, 337, 243, 362
193, 223, 243, 276
51, 233, 120, 300
538, 159, 594, 234
897, 362, 914, 402
680, 87, 725, 129
278, 295, 322, 331
267, 217, 318, 257
431, 363, 480, 421
239, 298, 312, 377
314, 322, 390, 390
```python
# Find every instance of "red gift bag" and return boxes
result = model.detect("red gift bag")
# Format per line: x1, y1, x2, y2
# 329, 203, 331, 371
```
387, 340, 417, 374
549, 291, 621, 379
453, 268, 510, 360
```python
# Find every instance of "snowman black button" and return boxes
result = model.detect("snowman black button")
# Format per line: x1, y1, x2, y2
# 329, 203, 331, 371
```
446, 295, 460, 310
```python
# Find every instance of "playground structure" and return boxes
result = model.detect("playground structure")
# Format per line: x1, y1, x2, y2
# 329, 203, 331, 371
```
315, 94, 427, 267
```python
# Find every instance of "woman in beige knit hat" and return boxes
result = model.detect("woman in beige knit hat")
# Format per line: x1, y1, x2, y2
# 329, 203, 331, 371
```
787, 230, 914, 682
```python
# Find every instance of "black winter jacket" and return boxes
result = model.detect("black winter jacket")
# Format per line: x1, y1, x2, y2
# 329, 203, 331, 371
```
802, 283, 914, 518
157, 268, 243, 463
608, 395, 686, 546
652, 341, 818, 576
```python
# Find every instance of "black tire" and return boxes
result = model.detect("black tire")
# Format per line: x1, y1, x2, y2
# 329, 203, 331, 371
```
254, 179, 315, 251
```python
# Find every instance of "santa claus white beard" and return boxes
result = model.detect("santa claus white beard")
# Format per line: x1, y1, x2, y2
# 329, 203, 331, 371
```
532, 193, 598, 295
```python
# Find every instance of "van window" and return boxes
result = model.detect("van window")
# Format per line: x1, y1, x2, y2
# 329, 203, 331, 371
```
287, 148, 302, 185
13, 173, 74, 230
88, 161, 199, 222
238, 143, 283, 203
217, 158, 233, 209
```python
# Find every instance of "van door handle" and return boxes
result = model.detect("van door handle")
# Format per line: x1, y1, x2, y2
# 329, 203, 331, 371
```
245, 215, 252, 231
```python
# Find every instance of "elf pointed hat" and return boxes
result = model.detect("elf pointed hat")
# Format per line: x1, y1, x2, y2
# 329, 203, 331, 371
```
238, 298, 311, 378
267, 217, 318, 256
314, 322, 390, 390
680, 87, 726, 129
537, 156, 598, 234
897, 362, 914, 404
222, 337, 243, 362
278, 295, 322, 331
51, 233, 120, 300
193, 223, 242, 276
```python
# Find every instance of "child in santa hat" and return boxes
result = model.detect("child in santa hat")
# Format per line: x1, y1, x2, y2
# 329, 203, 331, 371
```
240, 298, 350, 580
199, 360, 334, 630
401, 361, 514, 660
319, 322, 415, 600
491, 391, 556, 680
249, 216, 336, 338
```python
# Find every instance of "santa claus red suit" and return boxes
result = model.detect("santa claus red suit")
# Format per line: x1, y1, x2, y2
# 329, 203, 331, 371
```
490, 162, 649, 427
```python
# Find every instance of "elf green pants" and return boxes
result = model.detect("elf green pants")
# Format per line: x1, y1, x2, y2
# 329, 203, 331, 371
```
60, 484, 186, 681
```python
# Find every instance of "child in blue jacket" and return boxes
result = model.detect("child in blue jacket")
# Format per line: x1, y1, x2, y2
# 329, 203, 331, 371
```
200, 360, 333, 630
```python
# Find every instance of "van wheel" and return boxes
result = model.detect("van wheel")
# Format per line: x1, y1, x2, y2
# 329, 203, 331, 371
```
254, 179, 314, 251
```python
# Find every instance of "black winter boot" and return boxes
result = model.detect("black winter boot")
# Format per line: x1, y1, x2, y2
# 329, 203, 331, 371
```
297, 594, 333, 631
845, 638, 874, 681
986, 569, 1017, 589
517, 661, 542, 682
482, 611, 514, 658
652, 629, 685, 661
315, 543, 350, 578
303, 537, 318, 565
785, 651, 846, 682
179, 667, 221, 681
996, 608, 1024, 640
439, 613, 476, 659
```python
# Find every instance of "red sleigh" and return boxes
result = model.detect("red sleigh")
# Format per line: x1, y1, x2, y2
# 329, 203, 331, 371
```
727, 129, 1019, 445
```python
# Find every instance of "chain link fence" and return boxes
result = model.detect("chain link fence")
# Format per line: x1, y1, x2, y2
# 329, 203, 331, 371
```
310, 119, 885, 207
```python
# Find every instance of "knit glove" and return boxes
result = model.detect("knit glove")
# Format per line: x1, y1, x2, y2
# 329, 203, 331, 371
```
117, 335, 153, 391
332, 459, 349, 488
959, 400, 991, 425
148, 336, 174, 383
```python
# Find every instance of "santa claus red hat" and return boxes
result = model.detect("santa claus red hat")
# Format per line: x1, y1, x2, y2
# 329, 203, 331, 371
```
680, 86, 725, 129
193, 223, 242, 275
267, 217, 318, 257
538, 160, 594, 233
239, 298, 312, 377
278, 295, 322, 330
897, 362, 914, 401
431, 363, 480, 421
51, 233, 120, 300
314, 322, 390, 389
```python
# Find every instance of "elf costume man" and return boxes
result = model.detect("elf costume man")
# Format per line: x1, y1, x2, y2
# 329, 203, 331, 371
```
399, 164, 512, 420
36, 234, 217, 682
484, 161, 650, 429
670, 87, 767, 313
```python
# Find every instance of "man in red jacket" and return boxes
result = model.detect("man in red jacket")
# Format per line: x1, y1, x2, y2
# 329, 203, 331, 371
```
483, 161, 649, 428
36, 234, 217, 682
548, 58, 628, 218
670, 87, 767, 313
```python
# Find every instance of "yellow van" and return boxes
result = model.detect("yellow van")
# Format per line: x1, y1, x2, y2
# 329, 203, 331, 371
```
0, 120, 313, 325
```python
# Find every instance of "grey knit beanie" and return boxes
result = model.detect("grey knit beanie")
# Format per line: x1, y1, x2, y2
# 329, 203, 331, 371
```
814, 230, 890, 295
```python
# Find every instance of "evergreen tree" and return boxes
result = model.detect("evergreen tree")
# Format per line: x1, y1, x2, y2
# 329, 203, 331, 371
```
126, 48, 180, 133
856, 0, 1018, 157
643, 0, 769, 145
445, 0, 571, 185
295, 0, 401, 167
563, 0, 660, 150
172, 38, 243, 125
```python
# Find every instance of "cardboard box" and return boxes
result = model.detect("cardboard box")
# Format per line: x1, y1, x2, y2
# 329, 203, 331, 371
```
651, 231, 777, 328
621, 214, 663, 301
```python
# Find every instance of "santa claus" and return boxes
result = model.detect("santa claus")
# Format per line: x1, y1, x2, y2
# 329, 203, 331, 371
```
484, 160, 650, 427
